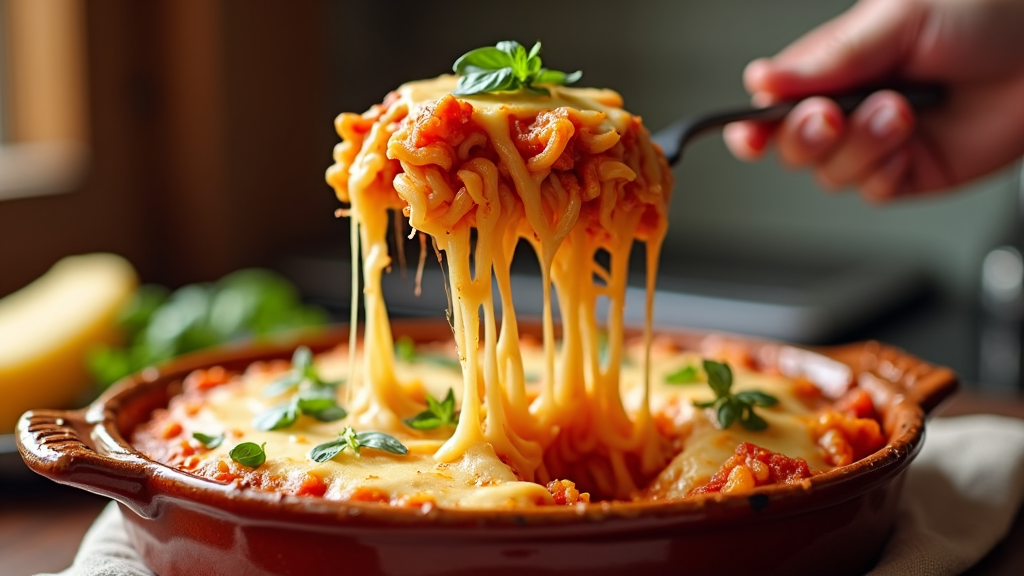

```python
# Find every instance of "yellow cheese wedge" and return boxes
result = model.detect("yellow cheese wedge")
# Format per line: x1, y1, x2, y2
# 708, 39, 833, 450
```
0, 253, 137, 432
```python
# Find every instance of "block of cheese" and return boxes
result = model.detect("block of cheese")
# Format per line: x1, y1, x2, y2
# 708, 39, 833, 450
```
0, 253, 137, 432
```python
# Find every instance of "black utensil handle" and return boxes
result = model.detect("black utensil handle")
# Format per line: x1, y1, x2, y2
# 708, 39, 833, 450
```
755, 84, 947, 123
654, 84, 947, 166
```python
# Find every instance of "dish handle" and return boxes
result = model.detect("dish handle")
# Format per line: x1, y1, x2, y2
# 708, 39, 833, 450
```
16, 409, 154, 515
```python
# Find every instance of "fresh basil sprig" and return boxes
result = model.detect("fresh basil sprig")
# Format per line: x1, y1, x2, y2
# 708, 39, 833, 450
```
404, 388, 459, 430
665, 365, 700, 385
254, 347, 348, 431
254, 387, 348, 431
229, 441, 267, 468
192, 431, 225, 449
264, 346, 340, 397
309, 427, 408, 462
693, 360, 779, 431
452, 40, 582, 96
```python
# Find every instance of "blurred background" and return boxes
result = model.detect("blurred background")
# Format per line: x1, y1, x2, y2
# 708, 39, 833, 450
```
2, 0, 1023, 389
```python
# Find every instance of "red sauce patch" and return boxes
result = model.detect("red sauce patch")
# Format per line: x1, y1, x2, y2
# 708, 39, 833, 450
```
688, 442, 816, 496
410, 94, 475, 148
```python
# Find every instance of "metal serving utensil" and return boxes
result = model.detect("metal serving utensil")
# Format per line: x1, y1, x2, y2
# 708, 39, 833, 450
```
652, 85, 946, 166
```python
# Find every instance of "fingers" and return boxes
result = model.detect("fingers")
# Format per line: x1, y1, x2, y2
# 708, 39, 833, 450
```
861, 149, 910, 203
723, 121, 771, 161
725, 90, 919, 202
815, 90, 914, 190
744, 0, 921, 98
774, 97, 844, 167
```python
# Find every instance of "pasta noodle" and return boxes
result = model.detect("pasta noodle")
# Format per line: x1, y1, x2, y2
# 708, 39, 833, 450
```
326, 75, 673, 497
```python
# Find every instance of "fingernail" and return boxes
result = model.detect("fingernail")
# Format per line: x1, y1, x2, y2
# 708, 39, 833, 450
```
801, 112, 836, 146
869, 103, 904, 138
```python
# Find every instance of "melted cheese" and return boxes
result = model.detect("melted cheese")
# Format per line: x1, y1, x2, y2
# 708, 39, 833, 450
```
133, 341, 833, 508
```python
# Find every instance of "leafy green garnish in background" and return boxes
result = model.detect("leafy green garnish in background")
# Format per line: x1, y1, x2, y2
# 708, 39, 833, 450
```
87, 269, 328, 389
404, 388, 458, 430
254, 348, 347, 431
394, 335, 461, 370
693, 360, 779, 431
263, 346, 340, 397
229, 441, 267, 468
192, 432, 225, 449
309, 427, 408, 462
452, 41, 582, 96
665, 365, 701, 385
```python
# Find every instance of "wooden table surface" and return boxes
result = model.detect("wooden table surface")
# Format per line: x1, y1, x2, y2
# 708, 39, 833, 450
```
2, 391, 1023, 576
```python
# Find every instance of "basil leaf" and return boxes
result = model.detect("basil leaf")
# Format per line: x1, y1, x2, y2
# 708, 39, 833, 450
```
404, 388, 458, 430
527, 41, 542, 62
703, 360, 733, 398
451, 41, 582, 97
296, 388, 348, 422
309, 438, 347, 463
310, 427, 408, 461
735, 390, 779, 407
253, 402, 298, 431
404, 414, 444, 430
495, 40, 524, 58
534, 69, 582, 86
356, 431, 409, 455
310, 405, 348, 422
229, 442, 266, 467
192, 432, 224, 449
453, 68, 518, 96
452, 46, 512, 75
665, 365, 700, 385
741, 409, 769, 432
295, 396, 335, 415
693, 399, 717, 409
263, 372, 303, 397
395, 335, 417, 363
717, 399, 739, 429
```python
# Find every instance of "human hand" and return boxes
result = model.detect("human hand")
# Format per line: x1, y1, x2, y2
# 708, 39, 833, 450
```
724, 0, 1024, 202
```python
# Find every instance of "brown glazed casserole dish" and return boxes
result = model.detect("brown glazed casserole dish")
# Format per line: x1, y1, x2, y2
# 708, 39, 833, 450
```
17, 320, 957, 576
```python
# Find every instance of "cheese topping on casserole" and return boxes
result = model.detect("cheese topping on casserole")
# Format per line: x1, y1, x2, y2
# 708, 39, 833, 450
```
132, 338, 873, 507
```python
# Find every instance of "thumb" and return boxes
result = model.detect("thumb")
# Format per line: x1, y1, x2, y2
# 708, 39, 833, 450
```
745, 0, 926, 98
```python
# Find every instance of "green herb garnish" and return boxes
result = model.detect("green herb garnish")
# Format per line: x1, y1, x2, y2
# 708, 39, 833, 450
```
87, 269, 327, 389
295, 388, 349, 422
666, 365, 700, 385
192, 432, 225, 449
264, 346, 340, 397
253, 347, 348, 431
253, 402, 299, 431
452, 41, 582, 96
253, 389, 347, 431
229, 441, 267, 468
404, 388, 459, 430
309, 427, 408, 462
693, 360, 779, 431
394, 336, 461, 370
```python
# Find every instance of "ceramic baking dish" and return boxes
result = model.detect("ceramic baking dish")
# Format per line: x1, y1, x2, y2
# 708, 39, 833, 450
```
17, 320, 957, 576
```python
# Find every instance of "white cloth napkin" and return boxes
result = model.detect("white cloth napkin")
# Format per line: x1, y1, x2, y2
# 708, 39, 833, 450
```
867, 415, 1024, 576
41, 415, 1024, 576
